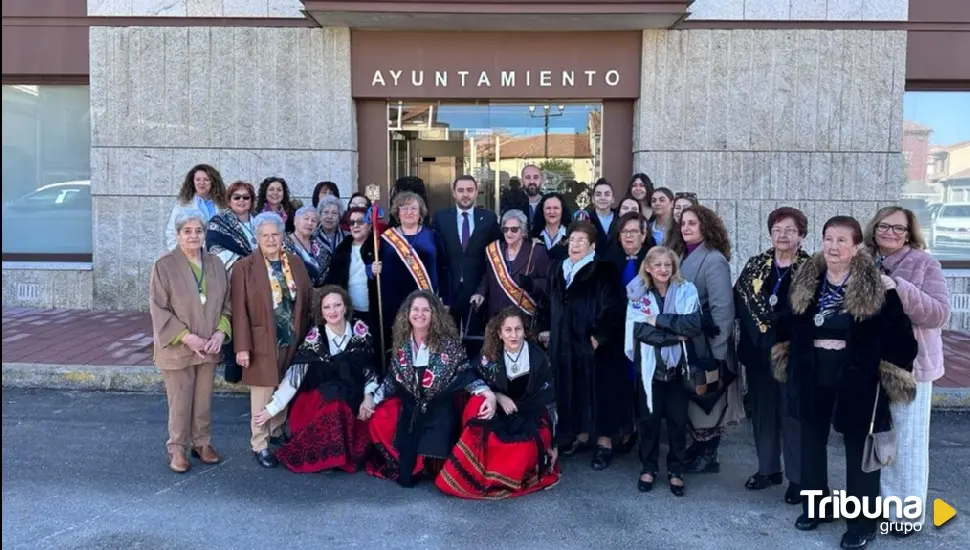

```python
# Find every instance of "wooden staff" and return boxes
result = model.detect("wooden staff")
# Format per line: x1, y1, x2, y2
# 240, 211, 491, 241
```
365, 184, 386, 358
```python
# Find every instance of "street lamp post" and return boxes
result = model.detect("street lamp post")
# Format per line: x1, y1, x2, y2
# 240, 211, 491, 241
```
528, 104, 566, 159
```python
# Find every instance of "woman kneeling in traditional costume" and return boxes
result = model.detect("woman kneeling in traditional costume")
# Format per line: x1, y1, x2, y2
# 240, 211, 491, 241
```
436, 307, 560, 499
366, 290, 496, 487
252, 285, 379, 473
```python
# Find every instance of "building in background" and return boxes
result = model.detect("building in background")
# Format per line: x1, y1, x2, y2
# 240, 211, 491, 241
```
1, 0, 968, 333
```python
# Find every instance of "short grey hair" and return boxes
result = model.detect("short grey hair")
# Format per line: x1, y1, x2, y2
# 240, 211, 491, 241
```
174, 208, 206, 233
253, 212, 285, 235
316, 194, 343, 217
501, 209, 529, 230
294, 205, 317, 220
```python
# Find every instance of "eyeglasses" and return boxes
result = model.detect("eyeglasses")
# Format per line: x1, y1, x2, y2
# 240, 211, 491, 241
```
231, 194, 252, 201
502, 226, 521, 234
568, 237, 590, 245
620, 229, 641, 236
771, 228, 800, 236
876, 223, 908, 235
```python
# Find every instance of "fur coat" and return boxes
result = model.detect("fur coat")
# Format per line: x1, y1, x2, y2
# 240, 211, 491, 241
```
770, 252, 918, 435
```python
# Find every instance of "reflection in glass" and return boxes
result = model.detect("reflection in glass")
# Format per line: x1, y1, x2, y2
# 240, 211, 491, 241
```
387, 101, 603, 215
2, 85, 92, 255
902, 91, 970, 262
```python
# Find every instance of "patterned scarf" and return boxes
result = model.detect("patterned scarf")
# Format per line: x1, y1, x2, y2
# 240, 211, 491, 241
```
264, 252, 298, 308
206, 211, 255, 259
735, 247, 810, 333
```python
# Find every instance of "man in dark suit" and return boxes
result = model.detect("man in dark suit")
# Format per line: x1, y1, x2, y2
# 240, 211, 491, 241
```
431, 175, 501, 347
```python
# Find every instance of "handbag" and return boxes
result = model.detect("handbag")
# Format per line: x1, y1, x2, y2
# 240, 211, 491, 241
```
222, 341, 242, 384
862, 383, 896, 473
680, 338, 734, 415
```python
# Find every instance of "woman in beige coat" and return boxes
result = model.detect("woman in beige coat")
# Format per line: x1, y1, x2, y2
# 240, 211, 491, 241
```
232, 212, 312, 468
150, 209, 232, 473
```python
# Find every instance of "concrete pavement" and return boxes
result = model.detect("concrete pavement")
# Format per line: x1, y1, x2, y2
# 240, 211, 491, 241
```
2, 389, 966, 550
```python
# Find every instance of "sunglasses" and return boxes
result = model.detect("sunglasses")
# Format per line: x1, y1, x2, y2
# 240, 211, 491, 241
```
231, 194, 252, 201
502, 226, 521, 234
348, 219, 367, 227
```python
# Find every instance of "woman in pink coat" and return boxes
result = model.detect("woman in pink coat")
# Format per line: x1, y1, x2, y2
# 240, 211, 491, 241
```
864, 206, 951, 538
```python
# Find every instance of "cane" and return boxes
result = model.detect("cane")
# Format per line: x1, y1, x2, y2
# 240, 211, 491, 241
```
365, 184, 386, 359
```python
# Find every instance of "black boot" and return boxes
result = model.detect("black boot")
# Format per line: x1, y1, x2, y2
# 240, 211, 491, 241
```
685, 438, 720, 474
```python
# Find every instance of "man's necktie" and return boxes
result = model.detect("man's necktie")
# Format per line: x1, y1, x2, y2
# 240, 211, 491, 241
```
461, 212, 470, 250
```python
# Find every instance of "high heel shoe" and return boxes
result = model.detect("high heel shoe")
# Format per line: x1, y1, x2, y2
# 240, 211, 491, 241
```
668, 473, 685, 497
745, 472, 783, 490
616, 432, 639, 454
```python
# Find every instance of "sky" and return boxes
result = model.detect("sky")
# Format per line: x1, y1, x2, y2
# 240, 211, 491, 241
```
904, 92, 970, 146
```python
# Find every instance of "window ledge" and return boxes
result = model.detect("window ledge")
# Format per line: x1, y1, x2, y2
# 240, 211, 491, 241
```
2, 261, 93, 271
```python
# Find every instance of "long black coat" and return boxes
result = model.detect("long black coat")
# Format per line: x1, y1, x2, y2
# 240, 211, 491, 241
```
771, 252, 918, 436
542, 259, 626, 442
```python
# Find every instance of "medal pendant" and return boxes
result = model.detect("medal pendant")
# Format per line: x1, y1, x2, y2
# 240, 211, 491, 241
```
200, 294, 207, 306
814, 313, 825, 327
510, 363, 519, 375
768, 294, 778, 307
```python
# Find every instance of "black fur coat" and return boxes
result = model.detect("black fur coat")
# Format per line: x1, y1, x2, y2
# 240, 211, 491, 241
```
771, 252, 918, 436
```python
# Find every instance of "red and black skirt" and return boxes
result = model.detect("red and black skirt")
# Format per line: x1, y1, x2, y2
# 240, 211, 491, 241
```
274, 388, 370, 473
435, 395, 561, 500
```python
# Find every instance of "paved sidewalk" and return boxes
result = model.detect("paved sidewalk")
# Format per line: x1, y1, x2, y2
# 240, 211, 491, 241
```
2, 308, 969, 405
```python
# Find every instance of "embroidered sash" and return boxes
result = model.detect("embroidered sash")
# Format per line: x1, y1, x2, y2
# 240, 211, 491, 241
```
486, 241, 537, 316
382, 227, 432, 290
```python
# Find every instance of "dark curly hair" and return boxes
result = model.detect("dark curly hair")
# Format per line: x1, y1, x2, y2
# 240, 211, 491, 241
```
667, 204, 732, 261
177, 164, 228, 209
390, 290, 457, 354
530, 192, 573, 239
481, 307, 531, 363
255, 176, 297, 231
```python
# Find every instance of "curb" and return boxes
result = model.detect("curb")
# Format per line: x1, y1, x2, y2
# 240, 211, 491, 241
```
1, 363, 249, 394
3, 362, 969, 409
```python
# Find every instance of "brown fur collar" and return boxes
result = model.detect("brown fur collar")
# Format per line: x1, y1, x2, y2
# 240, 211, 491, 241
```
790, 252, 884, 321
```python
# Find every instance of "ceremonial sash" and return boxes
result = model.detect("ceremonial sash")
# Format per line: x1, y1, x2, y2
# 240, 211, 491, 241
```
382, 228, 432, 290
486, 241, 537, 316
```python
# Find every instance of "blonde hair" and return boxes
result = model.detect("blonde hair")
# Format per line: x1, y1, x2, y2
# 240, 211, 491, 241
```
637, 246, 683, 289
863, 206, 927, 251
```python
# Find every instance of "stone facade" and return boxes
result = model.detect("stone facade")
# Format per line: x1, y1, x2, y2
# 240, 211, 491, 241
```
688, 0, 909, 21
88, 26, 354, 310
1, 266, 94, 310
634, 29, 906, 272
88, 0, 305, 17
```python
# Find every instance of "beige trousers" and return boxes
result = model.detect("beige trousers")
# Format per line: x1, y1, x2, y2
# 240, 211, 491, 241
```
249, 351, 289, 452
161, 362, 218, 451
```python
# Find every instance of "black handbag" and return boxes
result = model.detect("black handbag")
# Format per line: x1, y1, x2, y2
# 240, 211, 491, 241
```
680, 312, 735, 414
222, 341, 242, 384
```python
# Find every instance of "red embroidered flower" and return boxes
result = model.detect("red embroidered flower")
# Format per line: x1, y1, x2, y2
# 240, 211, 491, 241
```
397, 349, 407, 366
421, 369, 435, 389
440, 353, 450, 365
353, 320, 369, 338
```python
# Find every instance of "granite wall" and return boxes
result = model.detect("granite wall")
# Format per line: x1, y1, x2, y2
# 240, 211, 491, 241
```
88, 25, 354, 310
634, 29, 907, 271
88, 0, 305, 17
687, 0, 908, 21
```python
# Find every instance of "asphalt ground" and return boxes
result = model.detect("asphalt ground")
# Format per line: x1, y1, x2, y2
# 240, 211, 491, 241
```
2, 389, 966, 550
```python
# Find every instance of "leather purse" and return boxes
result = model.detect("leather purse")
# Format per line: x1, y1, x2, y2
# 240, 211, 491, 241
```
862, 383, 897, 473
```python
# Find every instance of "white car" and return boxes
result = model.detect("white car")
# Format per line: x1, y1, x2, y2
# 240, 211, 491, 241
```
1, 180, 92, 255
931, 202, 970, 250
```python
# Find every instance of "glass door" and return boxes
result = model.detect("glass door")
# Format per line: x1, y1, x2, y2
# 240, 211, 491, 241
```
387, 101, 602, 215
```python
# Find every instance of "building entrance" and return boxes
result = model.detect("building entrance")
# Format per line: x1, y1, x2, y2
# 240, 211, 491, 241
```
387, 101, 603, 215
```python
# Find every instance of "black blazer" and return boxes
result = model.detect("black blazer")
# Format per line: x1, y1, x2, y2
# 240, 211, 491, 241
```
431, 206, 501, 308
584, 208, 619, 257
323, 235, 378, 315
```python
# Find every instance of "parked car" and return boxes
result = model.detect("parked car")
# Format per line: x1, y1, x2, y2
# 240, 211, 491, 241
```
1, 180, 92, 255
931, 202, 970, 250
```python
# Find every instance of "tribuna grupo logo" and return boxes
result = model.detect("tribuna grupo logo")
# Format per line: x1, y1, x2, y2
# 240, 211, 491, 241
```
802, 490, 924, 535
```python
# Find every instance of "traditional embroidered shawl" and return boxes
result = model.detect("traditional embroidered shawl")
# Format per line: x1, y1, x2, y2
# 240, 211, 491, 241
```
735, 247, 810, 334
206, 210, 254, 259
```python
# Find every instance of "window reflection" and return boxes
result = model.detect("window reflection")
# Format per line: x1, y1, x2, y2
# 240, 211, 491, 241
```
902, 91, 970, 262
2, 85, 91, 256
387, 101, 602, 214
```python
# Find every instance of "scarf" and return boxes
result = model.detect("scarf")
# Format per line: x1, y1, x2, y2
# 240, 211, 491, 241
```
265, 252, 298, 308
735, 247, 810, 333
562, 251, 595, 287
624, 276, 699, 413
541, 226, 566, 250
263, 203, 288, 226
206, 211, 255, 259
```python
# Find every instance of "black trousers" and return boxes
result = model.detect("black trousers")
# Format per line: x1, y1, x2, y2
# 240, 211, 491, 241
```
637, 376, 689, 476
800, 385, 880, 536
748, 358, 801, 482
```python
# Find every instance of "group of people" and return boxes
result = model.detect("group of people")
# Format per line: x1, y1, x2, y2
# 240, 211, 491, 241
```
149, 163, 950, 549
